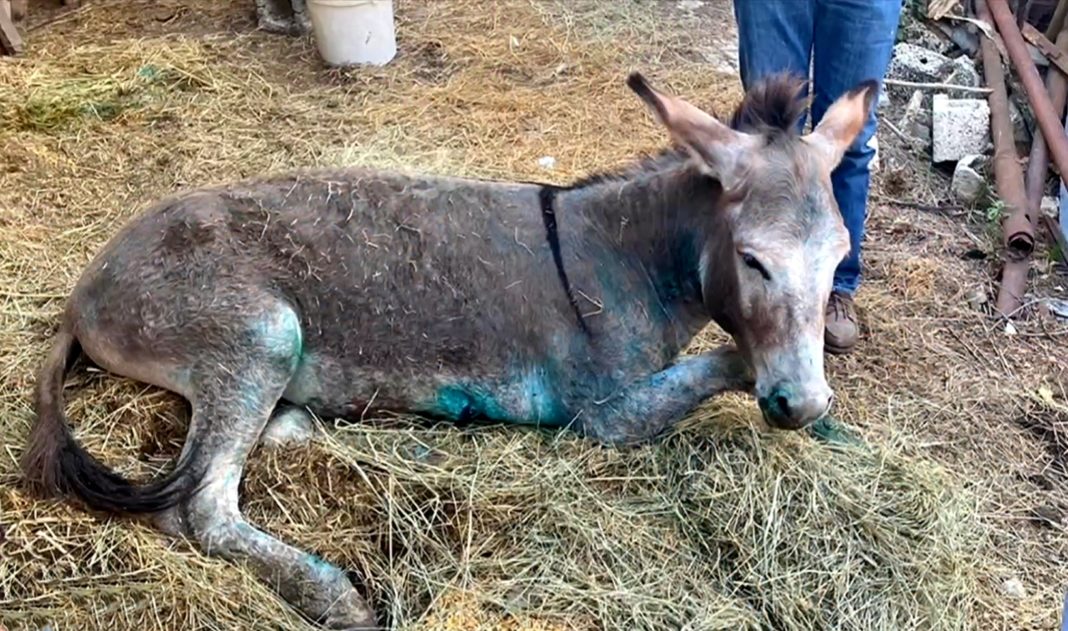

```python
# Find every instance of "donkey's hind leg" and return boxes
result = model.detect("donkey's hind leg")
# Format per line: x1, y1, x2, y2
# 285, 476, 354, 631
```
162, 305, 376, 629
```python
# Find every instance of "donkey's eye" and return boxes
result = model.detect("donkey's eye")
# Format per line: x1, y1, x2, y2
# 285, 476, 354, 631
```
741, 253, 771, 281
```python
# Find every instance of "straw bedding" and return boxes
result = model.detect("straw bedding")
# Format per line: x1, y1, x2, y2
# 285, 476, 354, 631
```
0, 1, 1065, 629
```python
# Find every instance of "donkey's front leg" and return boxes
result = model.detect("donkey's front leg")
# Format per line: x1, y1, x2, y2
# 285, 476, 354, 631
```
577, 346, 753, 446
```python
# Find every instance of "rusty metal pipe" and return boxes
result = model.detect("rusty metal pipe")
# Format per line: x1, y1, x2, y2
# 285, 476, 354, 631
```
1019, 29, 1068, 252
988, 0, 1068, 191
978, 0, 1032, 316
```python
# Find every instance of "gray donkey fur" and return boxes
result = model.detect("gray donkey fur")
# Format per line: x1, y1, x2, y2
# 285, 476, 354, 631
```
22, 72, 877, 629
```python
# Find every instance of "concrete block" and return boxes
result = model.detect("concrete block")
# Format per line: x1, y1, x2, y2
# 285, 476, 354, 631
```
888, 43, 951, 83
940, 55, 981, 89
932, 94, 990, 163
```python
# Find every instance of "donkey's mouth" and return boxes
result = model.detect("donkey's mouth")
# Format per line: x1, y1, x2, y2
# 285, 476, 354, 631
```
757, 386, 833, 431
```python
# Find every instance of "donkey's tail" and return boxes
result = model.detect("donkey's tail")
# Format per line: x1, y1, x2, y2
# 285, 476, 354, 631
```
21, 325, 194, 514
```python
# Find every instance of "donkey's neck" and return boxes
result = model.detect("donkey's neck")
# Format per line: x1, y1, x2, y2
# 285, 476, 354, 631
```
555, 157, 730, 344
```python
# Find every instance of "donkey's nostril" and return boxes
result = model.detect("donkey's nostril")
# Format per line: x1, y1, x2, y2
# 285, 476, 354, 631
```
758, 385, 795, 427
773, 393, 792, 419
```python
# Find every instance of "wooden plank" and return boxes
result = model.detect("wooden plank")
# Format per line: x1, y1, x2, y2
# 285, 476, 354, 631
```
1022, 21, 1068, 76
0, 5, 22, 55
929, 0, 961, 20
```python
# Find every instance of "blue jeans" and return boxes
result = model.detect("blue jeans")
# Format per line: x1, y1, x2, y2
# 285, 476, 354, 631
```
733, 0, 902, 295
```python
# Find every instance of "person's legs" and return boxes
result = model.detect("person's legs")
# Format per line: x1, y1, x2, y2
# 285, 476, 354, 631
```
733, 0, 816, 122
811, 0, 902, 353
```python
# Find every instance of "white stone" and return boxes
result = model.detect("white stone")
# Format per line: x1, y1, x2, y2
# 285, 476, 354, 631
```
899, 90, 930, 148
1041, 195, 1059, 218
1000, 577, 1026, 599
951, 156, 985, 203
699, 45, 739, 74
888, 43, 951, 83
932, 94, 990, 163
538, 156, 556, 170
877, 90, 890, 111
967, 286, 988, 310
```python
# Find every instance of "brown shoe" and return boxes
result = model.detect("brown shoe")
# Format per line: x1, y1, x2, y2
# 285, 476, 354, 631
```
825, 291, 859, 355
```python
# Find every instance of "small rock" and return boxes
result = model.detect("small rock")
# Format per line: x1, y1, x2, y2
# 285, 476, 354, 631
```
877, 90, 890, 111
537, 156, 556, 170
1004, 321, 1018, 336
1044, 298, 1068, 320
1041, 196, 1059, 218
1008, 99, 1033, 146
888, 43, 952, 84
698, 45, 739, 74
940, 55, 981, 90
1000, 578, 1026, 599
900, 22, 952, 54
932, 94, 991, 163
952, 156, 985, 203
967, 287, 988, 310
899, 90, 930, 148
677, 0, 704, 10
940, 22, 979, 56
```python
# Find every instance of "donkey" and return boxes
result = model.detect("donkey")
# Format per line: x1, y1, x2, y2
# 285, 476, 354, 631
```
22, 71, 875, 629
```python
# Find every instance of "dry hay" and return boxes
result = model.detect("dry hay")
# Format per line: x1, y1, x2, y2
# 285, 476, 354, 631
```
0, 0, 1065, 630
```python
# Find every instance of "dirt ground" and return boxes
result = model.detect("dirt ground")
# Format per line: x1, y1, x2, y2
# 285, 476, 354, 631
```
1, 1, 1067, 630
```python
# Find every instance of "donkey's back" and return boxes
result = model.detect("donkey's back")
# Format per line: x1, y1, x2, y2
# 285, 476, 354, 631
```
70, 168, 600, 420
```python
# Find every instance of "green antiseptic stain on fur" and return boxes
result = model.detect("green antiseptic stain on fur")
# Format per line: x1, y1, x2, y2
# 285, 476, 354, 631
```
807, 415, 863, 446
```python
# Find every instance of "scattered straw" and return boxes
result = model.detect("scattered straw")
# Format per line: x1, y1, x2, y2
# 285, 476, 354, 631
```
0, 1, 1065, 630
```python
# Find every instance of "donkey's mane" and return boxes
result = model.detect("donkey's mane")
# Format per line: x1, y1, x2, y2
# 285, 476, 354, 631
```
728, 72, 808, 137
567, 73, 809, 190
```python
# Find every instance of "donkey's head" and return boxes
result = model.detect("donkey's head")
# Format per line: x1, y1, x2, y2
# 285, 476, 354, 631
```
627, 72, 877, 430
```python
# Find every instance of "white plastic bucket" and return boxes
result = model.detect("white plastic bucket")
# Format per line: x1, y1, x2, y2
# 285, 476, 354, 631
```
307, 0, 397, 67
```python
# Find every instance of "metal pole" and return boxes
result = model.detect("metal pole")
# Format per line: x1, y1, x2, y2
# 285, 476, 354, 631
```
977, 0, 1033, 316
988, 0, 1068, 192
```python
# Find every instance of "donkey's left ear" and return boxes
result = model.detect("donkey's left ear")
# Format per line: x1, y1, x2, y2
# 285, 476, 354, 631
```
627, 72, 759, 191
803, 79, 879, 168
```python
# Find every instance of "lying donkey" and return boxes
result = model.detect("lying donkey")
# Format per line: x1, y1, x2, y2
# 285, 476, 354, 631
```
23, 71, 875, 629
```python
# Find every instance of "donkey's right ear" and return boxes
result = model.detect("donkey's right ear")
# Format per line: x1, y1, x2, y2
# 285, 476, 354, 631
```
627, 72, 759, 191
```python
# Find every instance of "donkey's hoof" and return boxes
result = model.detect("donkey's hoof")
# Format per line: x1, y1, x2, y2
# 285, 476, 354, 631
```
713, 345, 755, 391
261, 406, 316, 448
320, 589, 378, 630
153, 506, 189, 538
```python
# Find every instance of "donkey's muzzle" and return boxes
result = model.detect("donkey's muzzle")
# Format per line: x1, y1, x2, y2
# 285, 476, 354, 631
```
758, 381, 832, 430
